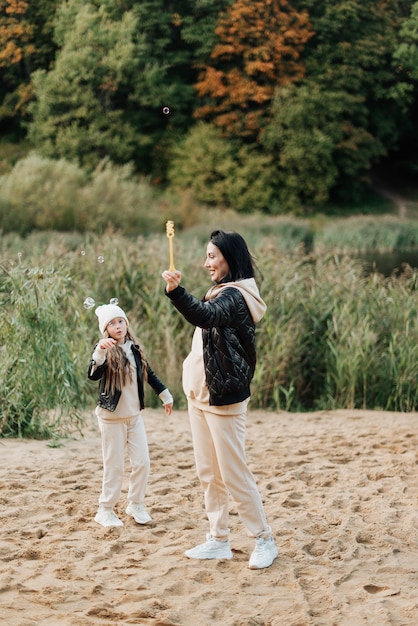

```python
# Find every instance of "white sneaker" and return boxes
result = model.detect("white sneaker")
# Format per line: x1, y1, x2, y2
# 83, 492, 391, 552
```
94, 506, 123, 528
184, 534, 233, 560
248, 536, 278, 569
126, 502, 152, 524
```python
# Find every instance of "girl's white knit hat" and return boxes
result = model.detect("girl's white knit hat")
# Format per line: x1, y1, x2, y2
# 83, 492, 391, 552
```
95, 304, 129, 334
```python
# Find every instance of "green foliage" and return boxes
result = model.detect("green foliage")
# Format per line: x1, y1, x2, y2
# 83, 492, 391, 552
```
181, 0, 231, 61
254, 249, 418, 412
262, 84, 341, 210
278, 0, 415, 207
181, 211, 313, 252
168, 123, 276, 212
129, 0, 198, 130
323, 267, 418, 411
78, 160, 161, 235
0, 0, 54, 140
391, 1, 418, 175
0, 260, 84, 438
1, 228, 417, 441
1, 0, 418, 209
0, 139, 30, 175
0, 153, 164, 235
0, 153, 87, 233
315, 216, 418, 252
27, 0, 202, 175
28, 1, 140, 168
394, 2, 418, 81
0, 0, 60, 133
1, 0, 417, 208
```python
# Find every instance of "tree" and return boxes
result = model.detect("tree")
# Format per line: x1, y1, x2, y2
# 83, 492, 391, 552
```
168, 122, 276, 212
0, 0, 59, 136
391, 1, 418, 175
28, 1, 141, 169
394, 1, 418, 81
194, 0, 313, 140
0, 0, 33, 132
262, 84, 381, 210
0, 0, 33, 67
27, 0, 214, 176
181, 0, 231, 62
125, 0, 199, 177
267, 0, 416, 209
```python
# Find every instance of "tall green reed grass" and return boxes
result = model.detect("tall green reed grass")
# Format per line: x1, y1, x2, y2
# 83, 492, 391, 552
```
1, 230, 417, 439
315, 215, 418, 252
255, 250, 418, 411
0, 259, 84, 438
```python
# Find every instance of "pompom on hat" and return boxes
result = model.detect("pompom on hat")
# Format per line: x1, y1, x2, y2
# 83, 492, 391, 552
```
95, 304, 129, 335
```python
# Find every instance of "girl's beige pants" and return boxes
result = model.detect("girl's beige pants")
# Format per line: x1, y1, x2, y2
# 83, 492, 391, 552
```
97, 414, 149, 508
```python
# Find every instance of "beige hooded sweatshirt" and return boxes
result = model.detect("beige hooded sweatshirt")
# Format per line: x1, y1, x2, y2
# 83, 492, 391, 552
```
182, 278, 266, 414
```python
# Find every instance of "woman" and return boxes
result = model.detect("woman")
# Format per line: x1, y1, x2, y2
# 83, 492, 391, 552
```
162, 230, 277, 569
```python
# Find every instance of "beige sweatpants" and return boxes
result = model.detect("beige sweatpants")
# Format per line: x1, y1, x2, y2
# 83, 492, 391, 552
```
97, 414, 150, 508
187, 399, 272, 541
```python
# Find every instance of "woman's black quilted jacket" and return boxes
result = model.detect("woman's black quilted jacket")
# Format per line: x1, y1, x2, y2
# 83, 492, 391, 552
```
166, 285, 256, 406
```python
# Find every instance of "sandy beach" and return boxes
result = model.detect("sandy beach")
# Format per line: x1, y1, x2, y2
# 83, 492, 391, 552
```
1, 408, 418, 626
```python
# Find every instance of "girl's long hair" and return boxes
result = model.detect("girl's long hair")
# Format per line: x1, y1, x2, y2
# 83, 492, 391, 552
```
102, 328, 147, 396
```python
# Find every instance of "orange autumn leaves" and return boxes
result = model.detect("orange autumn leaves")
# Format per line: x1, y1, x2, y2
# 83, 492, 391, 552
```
194, 0, 313, 140
0, 0, 34, 67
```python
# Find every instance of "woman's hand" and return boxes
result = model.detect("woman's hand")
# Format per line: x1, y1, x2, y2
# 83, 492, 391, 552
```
162, 269, 182, 292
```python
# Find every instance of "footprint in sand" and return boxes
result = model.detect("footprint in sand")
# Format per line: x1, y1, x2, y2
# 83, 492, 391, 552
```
364, 584, 400, 596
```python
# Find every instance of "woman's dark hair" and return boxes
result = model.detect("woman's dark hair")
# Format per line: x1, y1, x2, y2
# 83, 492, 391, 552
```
209, 230, 255, 282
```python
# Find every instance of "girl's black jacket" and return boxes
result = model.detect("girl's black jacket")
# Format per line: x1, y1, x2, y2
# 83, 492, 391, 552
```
165, 284, 256, 406
87, 343, 166, 412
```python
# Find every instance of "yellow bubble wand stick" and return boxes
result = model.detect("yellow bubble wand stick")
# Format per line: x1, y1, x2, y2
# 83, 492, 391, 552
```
166, 220, 176, 271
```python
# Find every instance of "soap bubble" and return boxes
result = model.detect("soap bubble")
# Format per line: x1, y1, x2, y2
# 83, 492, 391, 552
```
162, 106, 170, 115
109, 298, 119, 305
83, 297, 95, 309
97, 256, 105, 264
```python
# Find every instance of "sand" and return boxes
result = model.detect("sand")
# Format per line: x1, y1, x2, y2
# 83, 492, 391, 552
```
1, 408, 418, 626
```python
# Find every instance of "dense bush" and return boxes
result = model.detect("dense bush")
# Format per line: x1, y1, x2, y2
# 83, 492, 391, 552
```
168, 123, 276, 213
3, 153, 418, 249
0, 154, 87, 234
0, 154, 165, 236
1, 231, 417, 439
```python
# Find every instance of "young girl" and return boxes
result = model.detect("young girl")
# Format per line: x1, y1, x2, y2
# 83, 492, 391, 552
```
88, 303, 173, 528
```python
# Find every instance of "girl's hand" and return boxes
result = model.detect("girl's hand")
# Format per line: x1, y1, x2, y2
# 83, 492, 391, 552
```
164, 402, 173, 416
162, 269, 182, 292
98, 338, 117, 350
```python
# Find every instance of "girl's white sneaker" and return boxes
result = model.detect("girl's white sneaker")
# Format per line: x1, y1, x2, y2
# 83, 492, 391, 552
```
94, 506, 123, 527
126, 502, 152, 524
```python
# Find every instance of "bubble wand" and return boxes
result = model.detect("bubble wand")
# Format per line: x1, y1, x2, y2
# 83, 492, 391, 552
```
166, 220, 176, 271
